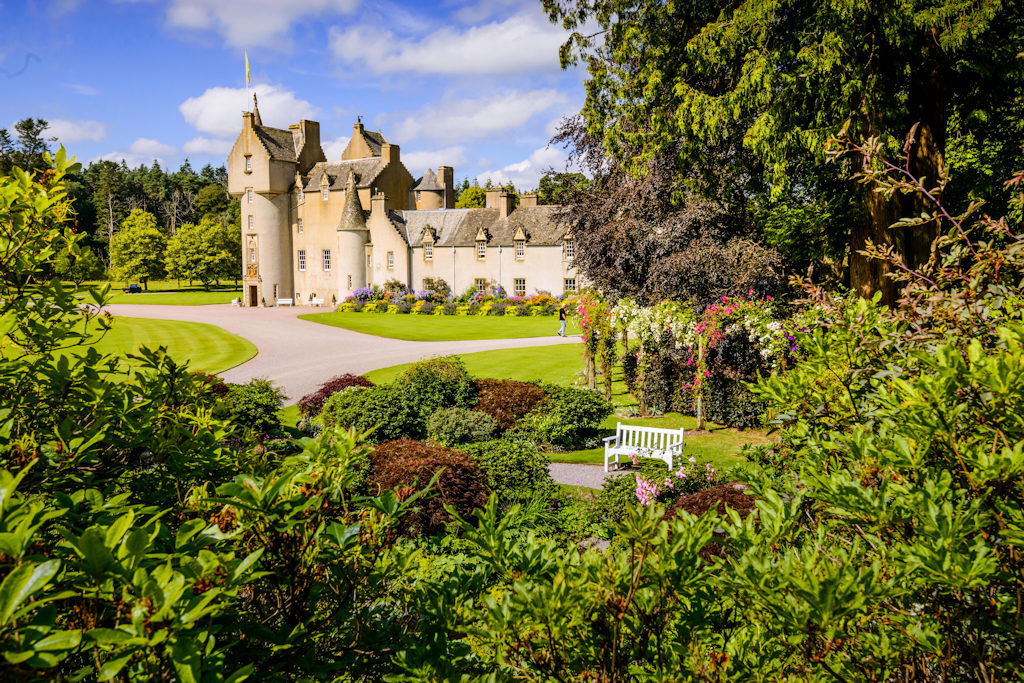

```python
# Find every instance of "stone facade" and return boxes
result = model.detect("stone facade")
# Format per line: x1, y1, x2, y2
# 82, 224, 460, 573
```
227, 97, 579, 306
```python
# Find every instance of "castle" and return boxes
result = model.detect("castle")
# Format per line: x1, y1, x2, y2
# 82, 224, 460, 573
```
226, 96, 579, 307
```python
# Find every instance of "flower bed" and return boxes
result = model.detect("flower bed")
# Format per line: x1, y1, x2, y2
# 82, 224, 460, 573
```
337, 287, 568, 316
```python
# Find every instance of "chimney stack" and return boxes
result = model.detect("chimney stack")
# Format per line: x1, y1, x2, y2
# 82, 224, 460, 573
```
437, 165, 455, 208
381, 143, 398, 165
371, 192, 388, 218
520, 192, 538, 208
498, 191, 514, 218
485, 187, 501, 209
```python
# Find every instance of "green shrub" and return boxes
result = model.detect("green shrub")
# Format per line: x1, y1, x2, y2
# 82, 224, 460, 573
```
369, 439, 490, 535
472, 378, 547, 432
427, 407, 496, 445
458, 439, 555, 502
400, 356, 476, 417
526, 384, 614, 448
225, 377, 286, 434
318, 384, 423, 441
298, 373, 375, 418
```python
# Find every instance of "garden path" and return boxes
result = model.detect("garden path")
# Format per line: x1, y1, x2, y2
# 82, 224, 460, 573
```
104, 304, 578, 402
548, 463, 628, 489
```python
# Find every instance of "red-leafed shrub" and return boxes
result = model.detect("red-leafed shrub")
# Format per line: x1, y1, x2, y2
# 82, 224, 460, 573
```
299, 373, 375, 418
369, 439, 489, 535
191, 371, 229, 398
472, 378, 546, 432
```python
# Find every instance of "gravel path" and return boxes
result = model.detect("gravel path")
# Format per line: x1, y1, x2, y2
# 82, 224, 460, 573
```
104, 303, 578, 402
548, 462, 630, 489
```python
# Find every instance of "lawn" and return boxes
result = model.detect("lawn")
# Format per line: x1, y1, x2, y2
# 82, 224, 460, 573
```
300, 310, 581, 341
58, 316, 256, 374
81, 280, 241, 306
365, 343, 585, 385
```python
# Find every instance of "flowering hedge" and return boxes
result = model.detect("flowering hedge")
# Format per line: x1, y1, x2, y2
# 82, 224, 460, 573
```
337, 291, 568, 316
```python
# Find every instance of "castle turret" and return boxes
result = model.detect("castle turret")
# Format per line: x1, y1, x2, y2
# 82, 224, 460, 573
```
337, 170, 369, 297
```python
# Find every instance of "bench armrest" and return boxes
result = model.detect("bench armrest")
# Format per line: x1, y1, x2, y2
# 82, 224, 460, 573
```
602, 435, 618, 443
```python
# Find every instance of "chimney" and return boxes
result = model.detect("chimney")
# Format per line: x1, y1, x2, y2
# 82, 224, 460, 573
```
371, 192, 388, 218
520, 192, 538, 208
381, 143, 398, 165
437, 165, 455, 208
353, 121, 364, 138
485, 187, 501, 209
498, 191, 514, 219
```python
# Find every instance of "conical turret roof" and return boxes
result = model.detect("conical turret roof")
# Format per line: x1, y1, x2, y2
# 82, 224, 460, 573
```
337, 171, 367, 231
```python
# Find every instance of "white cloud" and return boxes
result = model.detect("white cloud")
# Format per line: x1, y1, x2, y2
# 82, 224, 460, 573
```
450, 0, 531, 24
179, 83, 317, 138
329, 11, 567, 75
321, 135, 350, 161
166, 0, 360, 48
477, 145, 566, 189
401, 146, 469, 174
392, 90, 566, 145
62, 82, 100, 96
91, 138, 177, 167
183, 136, 233, 156
48, 118, 108, 143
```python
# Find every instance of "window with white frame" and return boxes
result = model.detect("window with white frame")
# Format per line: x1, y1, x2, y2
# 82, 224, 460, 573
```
247, 215, 254, 230
387, 251, 394, 269
322, 249, 331, 271
245, 156, 252, 171
248, 248, 256, 264
474, 278, 487, 292
322, 187, 329, 201
563, 238, 575, 260
347, 275, 353, 289
297, 188, 304, 203
424, 243, 433, 260
416, 191, 421, 202
515, 240, 525, 259
564, 278, 577, 294
247, 189, 253, 204
297, 218, 303, 234
514, 278, 526, 297
367, 253, 371, 269
297, 250, 306, 271
476, 241, 486, 259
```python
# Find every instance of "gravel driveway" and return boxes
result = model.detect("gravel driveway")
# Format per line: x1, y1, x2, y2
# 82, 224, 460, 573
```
548, 462, 630, 489
105, 303, 578, 402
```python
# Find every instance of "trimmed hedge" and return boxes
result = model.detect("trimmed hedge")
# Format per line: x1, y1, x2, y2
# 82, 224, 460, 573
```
369, 439, 490, 535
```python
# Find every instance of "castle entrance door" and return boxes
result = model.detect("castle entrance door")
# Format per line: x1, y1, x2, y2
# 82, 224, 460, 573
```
249, 285, 257, 307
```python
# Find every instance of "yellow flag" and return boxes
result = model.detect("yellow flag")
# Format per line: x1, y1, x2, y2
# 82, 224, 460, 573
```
245, 50, 251, 86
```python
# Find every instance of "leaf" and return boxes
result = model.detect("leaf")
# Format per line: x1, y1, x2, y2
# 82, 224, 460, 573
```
86, 628, 134, 645
34, 629, 82, 651
98, 654, 133, 680
0, 560, 60, 624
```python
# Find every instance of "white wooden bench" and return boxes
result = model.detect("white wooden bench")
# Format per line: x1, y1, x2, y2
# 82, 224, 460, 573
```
603, 422, 685, 472
310, 297, 325, 307
231, 298, 240, 307
276, 298, 294, 306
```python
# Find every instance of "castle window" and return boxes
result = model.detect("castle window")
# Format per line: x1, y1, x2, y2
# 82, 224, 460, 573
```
564, 278, 577, 294
387, 251, 394, 270
297, 250, 306, 271
476, 241, 486, 259
297, 219, 303, 234
322, 249, 331, 271
514, 278, 526, 297
322, 188, 329, 201
424, 243, 432, 261
249, 248, 256, 264
347, 275, 353, 289
563, 238, 575, 260
297, 188, 304, 203
247, 215, 254, 230
247, 189, 253, 204
273, 284, 278, 299
245, 155, 252, 172
474, 278, 487, 292
367, 253, 372, 269
515, 240, 525, 259
416, 191, 421, 203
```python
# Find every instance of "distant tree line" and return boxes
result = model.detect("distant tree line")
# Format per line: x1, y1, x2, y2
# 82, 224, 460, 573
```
1, 117, 241, 286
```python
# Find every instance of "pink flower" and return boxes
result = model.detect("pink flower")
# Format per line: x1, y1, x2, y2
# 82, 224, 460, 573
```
688, 456, 696, 463
722, 296, 728, 302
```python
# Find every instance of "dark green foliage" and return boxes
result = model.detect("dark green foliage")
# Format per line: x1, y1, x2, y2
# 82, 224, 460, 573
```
225, 377, 285, 434
472, 378, 547, 432
298, 373, 374, 418
458, 439, 555, 503
426, 407, 496, 446
369, 439, 489, 535
318, 384, 423, 442
526, 384, 614, 448
399, 356, 476, 418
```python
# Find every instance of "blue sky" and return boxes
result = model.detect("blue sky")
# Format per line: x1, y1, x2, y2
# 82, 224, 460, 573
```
0, 0, 586, 188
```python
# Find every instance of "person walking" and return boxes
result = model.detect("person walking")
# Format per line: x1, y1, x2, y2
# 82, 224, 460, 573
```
558, 305, 567, 336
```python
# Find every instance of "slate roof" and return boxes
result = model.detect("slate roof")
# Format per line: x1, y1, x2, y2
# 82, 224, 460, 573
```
337, 172, 367, 231
398, 206, 566, 248
411, 169, 443, 192
362, 130, 387, 156
302, 159, 384, 191
254, 125, 297, 162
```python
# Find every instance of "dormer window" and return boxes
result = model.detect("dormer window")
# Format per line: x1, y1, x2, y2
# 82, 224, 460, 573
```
244, 155, 252, 172
322, 188, 329, 201
476, 241, 486, 259
515, 240, 525, 259
563, 237, 575, 260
